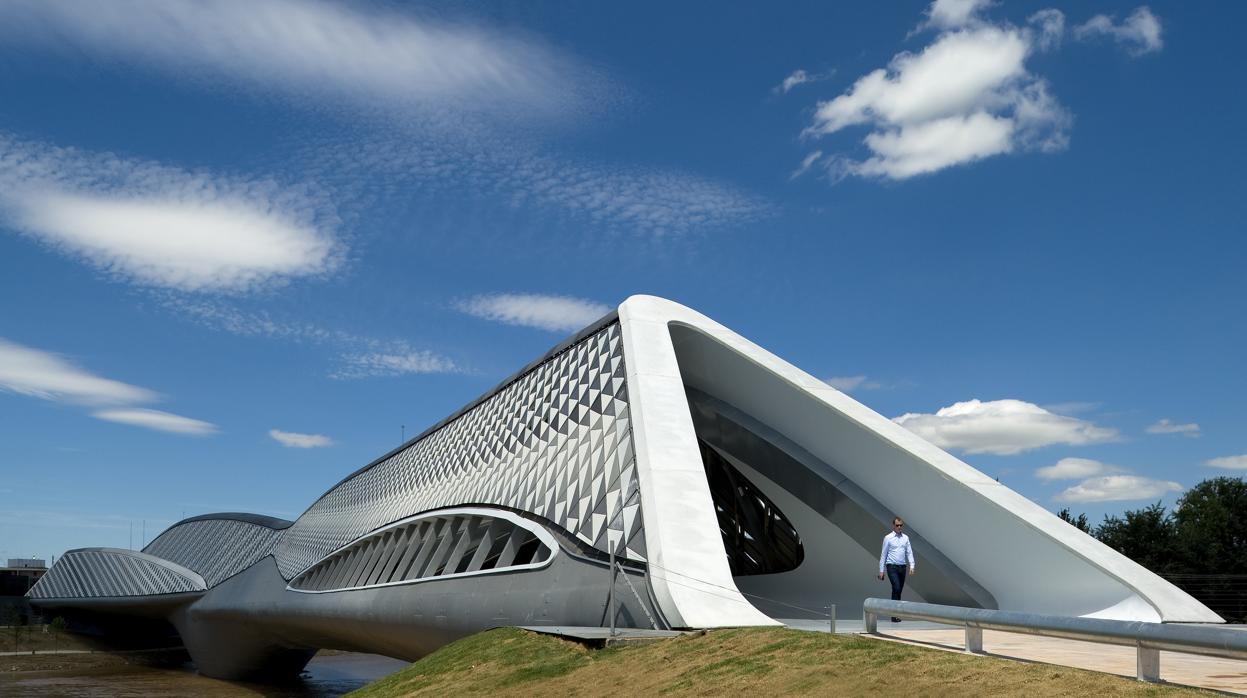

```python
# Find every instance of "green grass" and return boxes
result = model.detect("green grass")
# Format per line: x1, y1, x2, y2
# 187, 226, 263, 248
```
346, 626, 1212, 698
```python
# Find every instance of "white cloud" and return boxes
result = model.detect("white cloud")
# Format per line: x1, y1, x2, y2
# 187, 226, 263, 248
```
1075, 6, 1163, 56
800, 4, 1070, 180
894, 398, 1119, 455
0, 0, 592, 120
923, 0, 993, 31
0, 337, 215, 436
92, 408, 217, 436
775, 69, 834, 95
269, 429, 333, 448
0, 338, 156, 405
1035, 457, 1125, 481
1054, 475, 1181, 503
332, 351, 460, 380
1028, 9, 1066, 51
165, 298, 462, 380
0, 133, 340, 293
824, 375, 881, 392
791, 151, 824, 180
1146, 419, 1200, 438
457, 294, 611, 333
1207, 454, 1247, 470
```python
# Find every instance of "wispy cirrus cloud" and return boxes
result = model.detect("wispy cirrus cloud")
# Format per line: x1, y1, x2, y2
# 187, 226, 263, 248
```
894, 398, 1118, 455
332, 351, 460, 380
0, 133, 340, 293
0, 338, 155, 405
798, 0, 1071, 180
93, 408, 217, 436
774, 69, 835, 95
1207, 454, 1247, 470
1054, 475, 1181, 503
166, 297, 462, 379
269, 429, 333, 449
1146, 418, 1200, 438
299, 133, 773, 237
1074, 7, 1162, 56
457, 293, 611, 333
0, 338, 214, 435
0, 0, 598, 122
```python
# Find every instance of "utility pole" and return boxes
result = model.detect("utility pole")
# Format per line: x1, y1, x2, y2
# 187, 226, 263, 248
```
401, 424, 405, 444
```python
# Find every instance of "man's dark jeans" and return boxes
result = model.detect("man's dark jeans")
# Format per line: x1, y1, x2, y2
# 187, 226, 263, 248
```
886, 564, 908, 621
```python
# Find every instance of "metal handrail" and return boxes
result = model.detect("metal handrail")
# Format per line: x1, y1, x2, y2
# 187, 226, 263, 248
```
863, 598, 1247, 683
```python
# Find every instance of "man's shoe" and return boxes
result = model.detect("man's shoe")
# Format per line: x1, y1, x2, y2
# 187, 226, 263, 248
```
891, 617, 901, 623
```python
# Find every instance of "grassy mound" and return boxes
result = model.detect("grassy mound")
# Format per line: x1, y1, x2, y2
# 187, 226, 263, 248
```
347, 626, 1206, 697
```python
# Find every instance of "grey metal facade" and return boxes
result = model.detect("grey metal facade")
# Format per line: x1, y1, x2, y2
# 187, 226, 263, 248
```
275, 321, 642, 578
28, 548, 204, 599
144, 516, 288, 587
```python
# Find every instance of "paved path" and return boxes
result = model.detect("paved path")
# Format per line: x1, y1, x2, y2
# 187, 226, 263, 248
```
869, 624, 1247, 695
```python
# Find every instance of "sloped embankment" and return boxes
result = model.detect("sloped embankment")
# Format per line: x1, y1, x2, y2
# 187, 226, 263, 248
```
347, 626, 1207, 697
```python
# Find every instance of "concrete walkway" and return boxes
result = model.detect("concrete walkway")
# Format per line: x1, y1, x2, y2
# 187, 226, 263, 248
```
868, 624, 1247, 695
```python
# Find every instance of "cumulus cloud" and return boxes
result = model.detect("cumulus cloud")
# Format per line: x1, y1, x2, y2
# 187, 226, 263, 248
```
800, 1, 1071, 180
0, 338, 156, 405
0, 337, 215, 435
824, 375, 881, 392
893, 399, 1118, 455
0, 0, 595, 121
1146, 419, 1200, 438
921, 0, 993, 31
457, 293, 611, 333
1054, 475, 1181, 503
92, 408, 217, 436
0, 133, 339, 293
1207, 454, 1247, 470
1075, 7, 1163, 56
269, 429, 333, 448
1035, 457, 1125, 481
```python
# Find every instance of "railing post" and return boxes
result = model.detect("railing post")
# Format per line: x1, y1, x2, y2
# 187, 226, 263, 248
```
608, 544, 617, 638
1137, 643, 1160, 682
964, 625, 983, 654
864, 608, 877, 634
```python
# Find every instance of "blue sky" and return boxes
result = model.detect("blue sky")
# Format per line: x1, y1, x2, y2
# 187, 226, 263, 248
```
1, 0, 1244, 562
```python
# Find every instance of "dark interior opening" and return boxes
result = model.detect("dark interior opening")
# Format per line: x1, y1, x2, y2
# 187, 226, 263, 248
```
699, 438, 804, 576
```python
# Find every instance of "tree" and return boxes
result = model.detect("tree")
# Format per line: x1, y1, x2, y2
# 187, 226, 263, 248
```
1094, 501, 1179, 574
1171, 476, 1247, 575
1057, 508, 1090, 533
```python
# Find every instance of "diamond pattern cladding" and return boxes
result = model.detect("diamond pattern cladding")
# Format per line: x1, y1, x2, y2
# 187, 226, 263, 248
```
275, 322, 643, 579
144, 519, 285, 588
28, 550, 204, 599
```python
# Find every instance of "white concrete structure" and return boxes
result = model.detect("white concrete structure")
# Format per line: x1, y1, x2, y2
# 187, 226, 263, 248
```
621, 295, 1219, 625
29, 295, 1218, 680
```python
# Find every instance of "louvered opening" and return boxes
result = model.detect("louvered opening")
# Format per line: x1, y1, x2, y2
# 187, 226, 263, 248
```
290, 511, 555, 592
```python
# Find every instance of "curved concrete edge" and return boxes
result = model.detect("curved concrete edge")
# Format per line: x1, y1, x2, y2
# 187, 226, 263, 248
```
616, 294, 1221, 625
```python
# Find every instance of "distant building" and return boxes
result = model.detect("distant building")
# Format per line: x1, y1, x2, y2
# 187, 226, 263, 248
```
27, 296, 1222, 681
1, 558, 46, 596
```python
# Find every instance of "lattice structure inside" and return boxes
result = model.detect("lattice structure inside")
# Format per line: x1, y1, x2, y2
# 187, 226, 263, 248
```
290, 511, 552, 592
144, 518, 286, 588
275, 322, 643, 578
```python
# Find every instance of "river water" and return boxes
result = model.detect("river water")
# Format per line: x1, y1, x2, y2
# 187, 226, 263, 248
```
0, 651, 409, 697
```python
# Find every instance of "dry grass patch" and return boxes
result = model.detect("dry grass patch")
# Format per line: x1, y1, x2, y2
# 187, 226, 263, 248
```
348, 626, 1210, 697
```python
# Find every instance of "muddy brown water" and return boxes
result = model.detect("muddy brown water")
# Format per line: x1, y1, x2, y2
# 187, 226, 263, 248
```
0, 651, 408, 697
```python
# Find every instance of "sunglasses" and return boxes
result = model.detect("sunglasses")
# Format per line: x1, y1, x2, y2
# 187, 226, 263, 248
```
893, 523, 903, 528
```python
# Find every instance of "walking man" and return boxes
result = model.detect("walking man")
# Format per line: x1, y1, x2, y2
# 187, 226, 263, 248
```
877, 517, 915, 622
